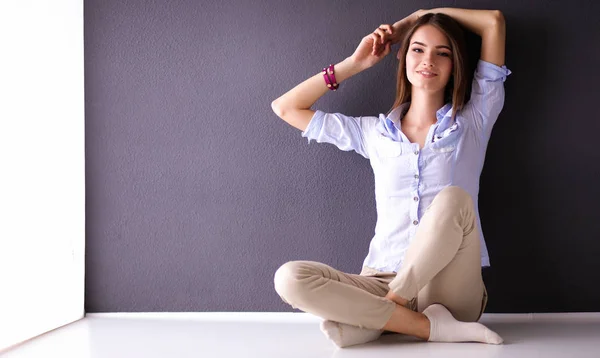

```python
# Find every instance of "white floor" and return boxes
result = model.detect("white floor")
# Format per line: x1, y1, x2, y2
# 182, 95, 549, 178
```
3, 312, 600, 357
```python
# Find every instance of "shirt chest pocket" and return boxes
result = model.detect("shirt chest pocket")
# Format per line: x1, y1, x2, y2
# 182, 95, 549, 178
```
373, 135, 407, 158
430, 122, 461, 153
371, 135, 415, 191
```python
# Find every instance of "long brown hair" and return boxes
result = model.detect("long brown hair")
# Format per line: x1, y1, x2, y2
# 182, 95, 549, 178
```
388, 13, 468, 121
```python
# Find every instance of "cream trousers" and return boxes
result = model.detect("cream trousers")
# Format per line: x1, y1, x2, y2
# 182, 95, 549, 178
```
274, 186, 488, 330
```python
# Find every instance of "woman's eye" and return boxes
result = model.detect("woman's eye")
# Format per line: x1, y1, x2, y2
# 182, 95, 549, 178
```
412, 48, 450, 57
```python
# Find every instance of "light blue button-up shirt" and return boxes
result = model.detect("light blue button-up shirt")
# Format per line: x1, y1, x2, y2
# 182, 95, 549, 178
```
301, 59, 511, 272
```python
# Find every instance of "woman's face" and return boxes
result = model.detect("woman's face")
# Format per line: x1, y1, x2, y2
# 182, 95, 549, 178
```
404, 24, 453, 94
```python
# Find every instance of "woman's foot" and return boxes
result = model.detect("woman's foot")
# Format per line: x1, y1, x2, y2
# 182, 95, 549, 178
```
422, 304, 503, 344
320, 320, 383, 348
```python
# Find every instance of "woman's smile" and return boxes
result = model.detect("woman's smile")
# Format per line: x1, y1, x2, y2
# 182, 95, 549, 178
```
417, 70, 438, 78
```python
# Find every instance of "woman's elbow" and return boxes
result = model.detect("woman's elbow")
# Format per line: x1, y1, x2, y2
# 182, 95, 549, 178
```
491, 10, 505, 28
271, 99, 285, 118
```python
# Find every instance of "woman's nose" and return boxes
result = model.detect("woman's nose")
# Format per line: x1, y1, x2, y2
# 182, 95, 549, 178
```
423, 55, 435, 67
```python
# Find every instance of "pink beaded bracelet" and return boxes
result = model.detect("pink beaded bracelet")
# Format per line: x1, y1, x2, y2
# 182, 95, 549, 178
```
322, 64, 339, 91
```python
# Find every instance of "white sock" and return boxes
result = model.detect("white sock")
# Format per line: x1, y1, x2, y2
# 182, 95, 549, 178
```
422, 304, 503, 344
319, 320, 383, 348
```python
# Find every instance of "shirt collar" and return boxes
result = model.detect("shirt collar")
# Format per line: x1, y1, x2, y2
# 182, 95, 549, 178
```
385, 102, 453, 132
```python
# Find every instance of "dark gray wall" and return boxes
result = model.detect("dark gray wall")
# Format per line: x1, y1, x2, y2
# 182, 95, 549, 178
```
84, 0, 600, 312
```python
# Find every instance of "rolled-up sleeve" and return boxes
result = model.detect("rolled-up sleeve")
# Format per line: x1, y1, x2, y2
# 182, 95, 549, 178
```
301, 110, 376, 159
464, 60, 512, 139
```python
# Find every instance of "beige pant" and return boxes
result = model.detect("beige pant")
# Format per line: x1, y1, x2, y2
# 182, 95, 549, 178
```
274, 186, 488, 330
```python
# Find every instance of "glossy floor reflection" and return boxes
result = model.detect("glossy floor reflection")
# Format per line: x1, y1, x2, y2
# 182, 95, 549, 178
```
4, 313, 600, 357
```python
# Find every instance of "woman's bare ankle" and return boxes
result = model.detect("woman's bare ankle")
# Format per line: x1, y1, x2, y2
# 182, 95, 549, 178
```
382, 304, 431, 340
421, 315, 431, 340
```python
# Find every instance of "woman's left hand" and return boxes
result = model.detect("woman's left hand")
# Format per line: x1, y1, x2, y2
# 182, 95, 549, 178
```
385, 290, 408, 306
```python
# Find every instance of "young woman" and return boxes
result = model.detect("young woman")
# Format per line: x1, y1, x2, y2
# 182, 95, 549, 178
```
271, 7, 511, 348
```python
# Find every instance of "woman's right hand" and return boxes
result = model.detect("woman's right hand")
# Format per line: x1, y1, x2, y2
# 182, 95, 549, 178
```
349, 26, 394, 70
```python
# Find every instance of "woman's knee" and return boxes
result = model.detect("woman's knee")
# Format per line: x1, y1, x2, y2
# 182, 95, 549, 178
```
431, 185, 474, 212
273, 261, 318, 301
426, 185, 475, 220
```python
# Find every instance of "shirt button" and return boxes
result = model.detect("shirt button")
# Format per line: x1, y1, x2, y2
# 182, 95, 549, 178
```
413, 196, 419, 201
413, 220, 419, 225
414, 174, 419, 179
414, 150, 419, 155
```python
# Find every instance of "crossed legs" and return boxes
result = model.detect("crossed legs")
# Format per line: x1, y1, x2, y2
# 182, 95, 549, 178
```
274, 186, 501, 347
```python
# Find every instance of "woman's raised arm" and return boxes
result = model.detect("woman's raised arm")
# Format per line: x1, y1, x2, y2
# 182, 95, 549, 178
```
271, 26, 398, 131
420, 8, 506, 67
270, 58, 363, 132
